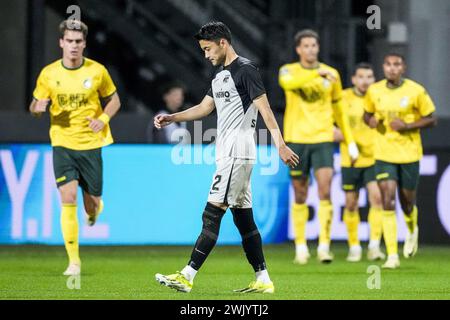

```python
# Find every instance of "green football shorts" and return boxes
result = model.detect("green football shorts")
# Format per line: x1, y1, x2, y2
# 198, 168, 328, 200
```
53, 146, 103, 196
374, 160, 420, 190
287, 142, 334, 179
341, 165, 376, 192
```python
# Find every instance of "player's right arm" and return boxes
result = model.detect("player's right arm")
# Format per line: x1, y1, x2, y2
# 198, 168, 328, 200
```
363, 88, 379, 128
29, 99, 50, 118
363, 111, 378, 128
154, 95, 215, 129
30, 68, 51, 118
279, 65, 318, 91
278, 65, 336, 91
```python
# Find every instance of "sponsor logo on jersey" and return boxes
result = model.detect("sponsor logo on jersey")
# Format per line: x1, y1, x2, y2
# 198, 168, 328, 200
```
215, 91, 231, 101
57, 93, 88, 110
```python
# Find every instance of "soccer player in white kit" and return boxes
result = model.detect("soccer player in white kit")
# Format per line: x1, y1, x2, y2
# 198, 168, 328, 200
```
154, 21, 299, 293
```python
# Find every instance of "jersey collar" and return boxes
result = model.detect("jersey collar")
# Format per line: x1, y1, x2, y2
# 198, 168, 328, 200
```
61, 58, 85, 71
223, 56, 239, 70
352, 87, 366, 97
299, 62, 320, 70
385, 78, 406, 90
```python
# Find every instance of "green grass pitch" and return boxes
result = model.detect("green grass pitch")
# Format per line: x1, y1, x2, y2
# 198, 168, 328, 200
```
1, 243, 449, 300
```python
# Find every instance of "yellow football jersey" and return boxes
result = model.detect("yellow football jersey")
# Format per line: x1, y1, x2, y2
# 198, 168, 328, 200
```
364, 79, 436, 164
33, 58, 117, 150
279, 62, 342, 144
340, 88, 375, 168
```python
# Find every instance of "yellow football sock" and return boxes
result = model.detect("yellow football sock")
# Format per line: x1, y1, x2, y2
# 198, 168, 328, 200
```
292, 203, 308, 245
61, 204, 80, 265
343, 209, 360, 247
368, 207, 383, 242
318, 200, 333, 245
382, 210, 398, 256
403, 206, 418, 234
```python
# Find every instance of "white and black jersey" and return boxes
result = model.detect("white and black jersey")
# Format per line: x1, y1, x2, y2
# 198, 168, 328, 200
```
206, 56, 265, 208
207, 56, 266, 161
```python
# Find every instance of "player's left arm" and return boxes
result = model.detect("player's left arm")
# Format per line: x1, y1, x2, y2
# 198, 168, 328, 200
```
87, 66, 121, 133
363, 89, 379, 128
246, 64, 298, 167
333, 100, 359, 163
390, 89, 437, 132
331, 74, 358, 162
333, 100, 353, 142
253, 94, 299, 168
390, 114, 437, 132
87, 92, 121, 133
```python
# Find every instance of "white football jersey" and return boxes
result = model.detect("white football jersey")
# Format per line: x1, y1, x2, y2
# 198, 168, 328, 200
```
207, 56, 266, 160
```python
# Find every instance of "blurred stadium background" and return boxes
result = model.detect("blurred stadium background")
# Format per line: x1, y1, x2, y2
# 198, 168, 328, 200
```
0, 0, 450, 299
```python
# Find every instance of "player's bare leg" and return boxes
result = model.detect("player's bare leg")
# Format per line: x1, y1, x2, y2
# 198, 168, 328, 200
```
315, 167, 334, 263
59, 180, 78, 204
399, 188, 419, 258
59, 180, 81, 275
366, 182, 385, 260
345, 192, 358, 212
379, 180, 400, 269
344, 191, 362, 262
83, 191, 103, 226
291, 178, 310, 264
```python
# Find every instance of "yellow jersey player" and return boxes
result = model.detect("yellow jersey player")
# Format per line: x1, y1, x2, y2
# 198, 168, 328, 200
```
364, 53, 437, 269
29, 20, 121, 276
279, 29, 359, 264
334, 63, 384, 262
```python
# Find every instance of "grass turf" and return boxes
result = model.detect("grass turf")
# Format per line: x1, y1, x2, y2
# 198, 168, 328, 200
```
0, 243, 449, 300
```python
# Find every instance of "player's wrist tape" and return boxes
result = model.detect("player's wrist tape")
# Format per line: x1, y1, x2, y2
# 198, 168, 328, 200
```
98, 113, 110, 124
348, 142, 359, 159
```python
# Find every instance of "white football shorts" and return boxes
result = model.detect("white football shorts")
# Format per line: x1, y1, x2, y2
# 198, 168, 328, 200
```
207, 157, 253, 208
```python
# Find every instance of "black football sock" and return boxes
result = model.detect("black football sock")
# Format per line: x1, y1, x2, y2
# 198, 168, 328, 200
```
188, 202, 226, 270
231, 207, 266, 272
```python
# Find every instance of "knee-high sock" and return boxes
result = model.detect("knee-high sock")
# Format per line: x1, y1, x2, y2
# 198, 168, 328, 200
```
403, 206, 418, 234
343, 209, 360, 247
382, 210, 398, 256
188, 203, 226, 271
292, 203, 308, 245
318, 200, 333, 246
368, 208, 383, 242
61, 204, 80, 265
232, 208, 267, 272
